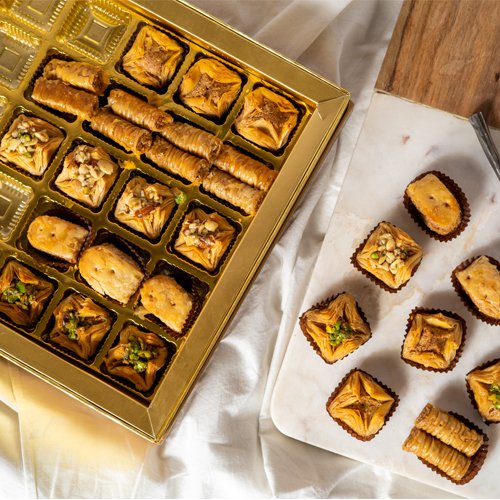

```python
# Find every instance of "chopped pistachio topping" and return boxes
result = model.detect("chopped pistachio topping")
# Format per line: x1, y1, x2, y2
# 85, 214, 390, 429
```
488, 383, 500, 410
371, 252, 379, 260
326, 319, 352, 346
62, 310, 79, 340
6, 119, 49, 158
372, 232, 411, 275
123, 334, 158, 373
1, 278, 34, 310
174, 190, 186, 205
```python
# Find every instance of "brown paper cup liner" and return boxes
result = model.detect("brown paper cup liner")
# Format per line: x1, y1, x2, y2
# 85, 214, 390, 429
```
299, 291, 372, 364
350, 221, 422, 293
403, 170, 470, 242
326, 368, 399, 442
466, 357, 500, 425
408, 411, 489, 485
401, 307, 466, 373
451, 256, 500, 326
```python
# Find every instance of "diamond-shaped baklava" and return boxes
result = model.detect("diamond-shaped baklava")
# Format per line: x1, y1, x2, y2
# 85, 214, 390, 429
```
299, 292, 371, 364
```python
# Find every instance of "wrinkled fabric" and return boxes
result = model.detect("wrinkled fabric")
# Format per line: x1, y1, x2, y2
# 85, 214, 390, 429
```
0, 0, 460, 497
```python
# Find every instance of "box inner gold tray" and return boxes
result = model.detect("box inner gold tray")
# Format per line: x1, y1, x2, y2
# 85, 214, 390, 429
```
0, 0, 350, 442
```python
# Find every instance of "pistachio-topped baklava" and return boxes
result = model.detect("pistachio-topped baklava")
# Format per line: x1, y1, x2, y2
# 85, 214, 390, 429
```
0, 261, 53, 326
114, 177, 183, 239
234, 87, 299, 151
353, 221, 423, 291
467, 359, 500, 423
179, 58, 242, 118
55, 145, 118, 208
50, 293, 112, 360
0, 114, 64, 176
299, 292, 371, 364
174, 208, 235, 272
103, 324, 169, 392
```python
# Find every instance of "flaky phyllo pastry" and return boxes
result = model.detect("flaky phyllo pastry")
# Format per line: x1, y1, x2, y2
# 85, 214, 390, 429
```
455, 256, 500, 321
55, 145, 118, 208
467, 360, 500, 423
402, 311, 463, 371
234, 86, 298, 151
327, 370, 395, 439
50, 293, 112, 360
114, 177, 183, 239
179, 58, 242, 118
79, 243, 144, 304
0, 114, 64, 176
122, 26, 184, 88
355, 221, 422, 290
103, 325, 168, 392
174, 208, 235, 272
27, 215, 89, 264
299, 292, 371, 364
139, 275, 193, 334
0, 261, 53, 326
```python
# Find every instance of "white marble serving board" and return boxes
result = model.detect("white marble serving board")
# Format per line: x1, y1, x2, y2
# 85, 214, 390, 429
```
271, 92, 500, 498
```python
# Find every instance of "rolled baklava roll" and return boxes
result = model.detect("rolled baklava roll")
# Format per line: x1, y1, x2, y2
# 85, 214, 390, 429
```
32, 77, 99, 121
159, 121, 222, 161
43, 58, 108, 94
145, 137, 209, 184
213, 144, 278, 191
90, 108, 152, 155
202, 168, 265, 215
107, 89, 172, 132
403, 428, 471, 482
414, 404, 484, 457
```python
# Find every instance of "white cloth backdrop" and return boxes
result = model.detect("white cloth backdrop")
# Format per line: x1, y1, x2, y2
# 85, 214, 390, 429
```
0, 0, 462, 497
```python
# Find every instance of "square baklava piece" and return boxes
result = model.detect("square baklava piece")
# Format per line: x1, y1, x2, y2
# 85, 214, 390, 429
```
103, 324, 169, 392
299, 292, 371, 364
179, 58, 242, 118
174, 208, 235, 272
0, 114, 64, 176
0, 260, 53, 326
122, 26, 184, 89
55, 145, 118, 209
352, 221, 423, 291
326, 369, 397, 441
234, 87, 298, 151
50, 293, 112, 360
467, 359, 500, 424
402, 309, 464, 372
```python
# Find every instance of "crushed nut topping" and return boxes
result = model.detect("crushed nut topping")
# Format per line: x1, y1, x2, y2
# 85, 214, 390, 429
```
370, 232, 411, 275
182, 218, 219, 248
5, 118, 49, 159
123, 183, 167, 219
123, 334, 158, 373
70, 145, 115, 192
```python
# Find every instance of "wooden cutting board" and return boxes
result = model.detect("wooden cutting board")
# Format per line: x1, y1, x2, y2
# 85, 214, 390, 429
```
376, 0, 500, 128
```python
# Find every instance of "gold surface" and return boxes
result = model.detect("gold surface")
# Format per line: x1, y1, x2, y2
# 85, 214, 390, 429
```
0, 0, 350, 442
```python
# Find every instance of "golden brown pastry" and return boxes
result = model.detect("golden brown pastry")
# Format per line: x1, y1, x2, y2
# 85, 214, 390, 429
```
78, 243, 144, 304
405, 173, 461, 236
402, 428, 471, 482
32, 77, 99, 121
234, 87, 298, 151
50, 293, 112, 359
202, 168, 265, 215
354, 221, 423, 290
414, 403, 483, 457
103, 325, 168, 392
179, 58, 242, 118
467, 360, 500, 423
107, 89, 173, 132
0, 114, 64, 176
213, 144, 277, 192
114, 177, 182, 239
455, 256, 500, 320
158, 121, 222, 161
145, 137, 210, 185
402, 311, 463, 370
55, 145, 118, 209
326, 369, 396, 439
122, 26, 184, 88
299, 292, 371, 364
43, 58, 108, 94
27, 215, 89, 264
0, 260, 53, 326
174, 208, 235, 272
90, 108, 152, 155
139, 275, 193, 333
